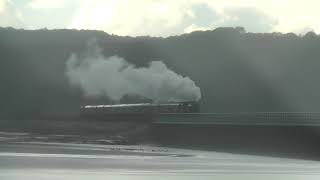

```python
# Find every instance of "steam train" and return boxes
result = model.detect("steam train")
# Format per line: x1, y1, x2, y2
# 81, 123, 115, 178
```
80, 101, 199, 120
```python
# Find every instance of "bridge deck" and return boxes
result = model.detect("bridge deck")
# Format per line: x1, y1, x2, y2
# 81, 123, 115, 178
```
152, 113, 320, 126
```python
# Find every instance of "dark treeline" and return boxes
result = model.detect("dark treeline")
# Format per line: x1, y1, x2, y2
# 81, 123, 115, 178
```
1, 27, 320, 119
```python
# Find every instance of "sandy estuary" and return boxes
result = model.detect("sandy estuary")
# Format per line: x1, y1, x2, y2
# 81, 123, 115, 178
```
1, 141, 320, 180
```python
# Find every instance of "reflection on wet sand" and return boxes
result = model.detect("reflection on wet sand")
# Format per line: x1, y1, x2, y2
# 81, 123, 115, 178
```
1, 142, 320, 180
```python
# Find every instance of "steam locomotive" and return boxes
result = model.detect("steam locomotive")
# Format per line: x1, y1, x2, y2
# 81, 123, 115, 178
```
80, 101, 199, 119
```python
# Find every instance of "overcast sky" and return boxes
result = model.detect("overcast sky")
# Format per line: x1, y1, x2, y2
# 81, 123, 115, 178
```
1, 0, 319, 37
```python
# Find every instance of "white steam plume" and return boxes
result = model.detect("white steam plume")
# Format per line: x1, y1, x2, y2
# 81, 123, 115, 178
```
65, 43, 201, 102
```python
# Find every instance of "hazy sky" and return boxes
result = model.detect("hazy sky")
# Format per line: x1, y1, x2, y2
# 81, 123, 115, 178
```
1, 0, 319, 36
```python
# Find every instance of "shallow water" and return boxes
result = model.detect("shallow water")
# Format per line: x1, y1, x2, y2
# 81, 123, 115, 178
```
1, 142, 320, 180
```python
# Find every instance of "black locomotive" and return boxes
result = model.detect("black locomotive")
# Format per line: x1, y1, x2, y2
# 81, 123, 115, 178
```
80, 101, 199, 118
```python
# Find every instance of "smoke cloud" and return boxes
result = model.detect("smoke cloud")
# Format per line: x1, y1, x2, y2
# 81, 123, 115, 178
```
65, 42, 201, 103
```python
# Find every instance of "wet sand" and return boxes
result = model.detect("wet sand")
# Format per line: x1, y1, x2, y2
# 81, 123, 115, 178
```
1, 142, 320, 180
